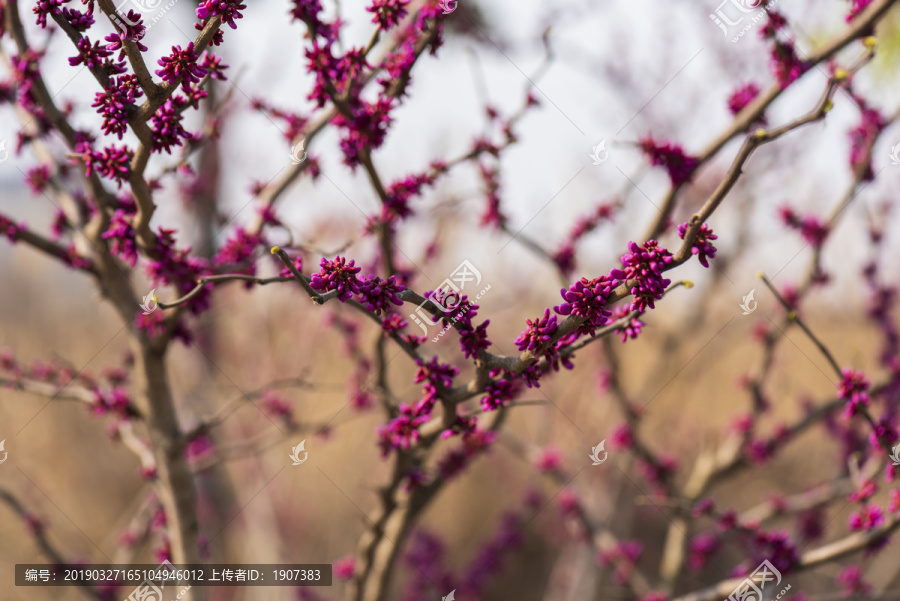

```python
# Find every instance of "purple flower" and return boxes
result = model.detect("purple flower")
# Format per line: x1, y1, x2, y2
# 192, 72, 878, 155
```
215, 227, 262, 268
613, 240, 673, 313
515, 308, 558, 354
378, 40, 417, 96
554, 274, 618, 336
613, 306, 644, 343
69, 37, 113, 69
357, 274, 405, 315
727, 82, 761, 116
760, 10, 788, 38
309, 256, 361, 301
482, 372, 519, 411
197, 0, 247, 29
367, 0, 410, 30
92, 75, 143, 139
156, 43, 208, 93
198, 51, 229, 81
333, 556, 355, 580
92, 387, 132, 417
77, 143, 134, 186
151, 97, 190, 154
146, 227, 212, 316
24, 165, 52, 195
333, 97, 394, 168
415, 356, 458, 392
479, 162, 504, 228
639, 137, 699, 187
185, 434, 215, 461
778, 206, 829, 248
459, 320, 491, 359
534, 446, 562, 472
752, 529, 799, 574
381, 312, 407, 335
62, 7, 95, 31
610, 422, 634, 450
849, 106, 884, 181
258, 391, 291, 420
838, 367, 870, 418
0, 214, 26, 242
33, 0, 66, 28
377, 403, 427, 455
849, 504, 884, 532
846, 0, 874, 21
102, 209, 139, 266
105, 12, 148, 58
552, 244, 576, 277
678, 221, 718, 267
424, 290, 477, 327
687, 534, 719, 571
382, 172, 438, 221
769, 39, 808, 89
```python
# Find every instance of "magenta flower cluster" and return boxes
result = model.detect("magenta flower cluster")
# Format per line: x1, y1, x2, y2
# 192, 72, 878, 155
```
102, 209, 139, 266
197, 0, 247, 29
838, 368, 871, 418
156, 43, 208, 93
612, 240, 673, 313
514, 308, 558, 355
678, 221, 718, 268
553, 201, 617, 276
92, 75, 143, 139
459, 320, 491, 359
68, 37, 112, 69
146, 227, 212, 317
310, 256, 362, 301
727, 82, 761, 116
554, 275, 618, 337
778, 206, 829, 248
849, 104, 885, 181
481, 370, 522, 412
639, 137, 699, 187
75, 141, 133, 186
358, 275, 405, 315
367, 0, 410, 30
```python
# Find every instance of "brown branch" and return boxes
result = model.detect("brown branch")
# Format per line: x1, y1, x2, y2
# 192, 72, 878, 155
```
0, 488, 106, 599
672, 517, 900, 601
644, 0, 895, 239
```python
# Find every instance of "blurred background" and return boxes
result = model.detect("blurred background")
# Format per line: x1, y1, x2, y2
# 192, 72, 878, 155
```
2, 0, 900, 599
